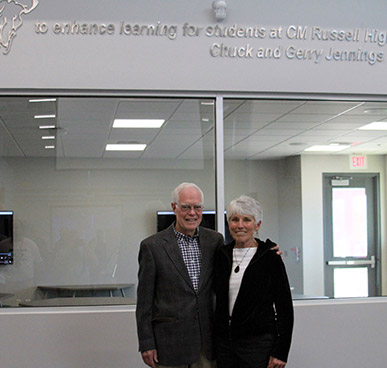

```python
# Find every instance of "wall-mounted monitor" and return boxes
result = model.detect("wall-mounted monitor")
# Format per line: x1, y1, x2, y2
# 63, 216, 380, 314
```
157, 210, 232, 244
0, 211, 13, 265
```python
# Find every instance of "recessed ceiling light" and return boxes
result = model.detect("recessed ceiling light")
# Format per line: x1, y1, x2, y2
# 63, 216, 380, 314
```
113, 119, 165, 128
305, 144, 350, 152
41, 136, 55, 140
363, 108, 387, 114
201, 118, 210, 122
29, 98, 57, 103
45, 145, 55, 149
358, 122, 387, 130
39, 125, 56, 129
105, 143, 146, 151
34, 114, 56, 119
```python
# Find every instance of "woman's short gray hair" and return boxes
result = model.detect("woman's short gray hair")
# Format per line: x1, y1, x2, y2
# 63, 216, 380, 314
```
226, 195, 263, 225
171, 182, 204, 203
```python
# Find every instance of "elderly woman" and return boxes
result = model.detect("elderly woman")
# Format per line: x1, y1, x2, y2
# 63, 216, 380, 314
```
214, 195, 294, 368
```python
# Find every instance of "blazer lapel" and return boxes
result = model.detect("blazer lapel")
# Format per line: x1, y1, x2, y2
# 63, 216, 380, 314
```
198, 229, 212, 291
161, 226, 194, 290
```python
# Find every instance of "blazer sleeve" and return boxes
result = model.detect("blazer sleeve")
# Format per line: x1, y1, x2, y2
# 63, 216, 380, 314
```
271, 254, 294, 362
136, 239, 157, 352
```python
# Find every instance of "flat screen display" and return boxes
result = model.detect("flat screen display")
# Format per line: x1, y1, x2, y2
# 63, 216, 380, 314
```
0, 211, 13, 265
157, 210, 232, 244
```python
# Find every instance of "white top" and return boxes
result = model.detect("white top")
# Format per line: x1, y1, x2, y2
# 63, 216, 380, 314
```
229, 247, 256, 315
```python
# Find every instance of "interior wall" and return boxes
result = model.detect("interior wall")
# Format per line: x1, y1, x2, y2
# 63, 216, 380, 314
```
1, 298, 387, 368
301, 154, 386, 296
3, 0, 387, 95
224, 159, 280, 241
278, 156, 303, 294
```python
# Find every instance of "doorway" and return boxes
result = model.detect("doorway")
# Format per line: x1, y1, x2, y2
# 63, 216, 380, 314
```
323, 173, 380, 297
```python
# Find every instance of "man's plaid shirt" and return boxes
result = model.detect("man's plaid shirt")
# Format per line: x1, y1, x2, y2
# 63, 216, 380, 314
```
174, 226, 202, 292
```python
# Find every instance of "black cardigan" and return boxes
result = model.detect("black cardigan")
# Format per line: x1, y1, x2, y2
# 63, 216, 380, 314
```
214, 238, 294, 363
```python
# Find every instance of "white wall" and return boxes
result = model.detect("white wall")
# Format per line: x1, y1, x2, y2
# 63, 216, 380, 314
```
278, 156, 303, 294
224, 159, 280, 240
1, 298, 387, 368
3, 0, 387, 94
289, 298, 387, 367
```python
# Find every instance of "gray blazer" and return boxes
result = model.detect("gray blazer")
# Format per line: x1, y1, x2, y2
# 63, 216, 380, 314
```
136, 224, 224, 366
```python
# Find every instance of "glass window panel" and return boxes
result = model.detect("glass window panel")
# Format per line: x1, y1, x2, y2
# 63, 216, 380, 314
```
224, 98, 304, 296
0, 97, 215, 307
224, 97, 387, 299
332, 188, 368, 258
334, 267, 368, 298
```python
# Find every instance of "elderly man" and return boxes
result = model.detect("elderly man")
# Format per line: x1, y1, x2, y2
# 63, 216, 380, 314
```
136, 182, 224, 368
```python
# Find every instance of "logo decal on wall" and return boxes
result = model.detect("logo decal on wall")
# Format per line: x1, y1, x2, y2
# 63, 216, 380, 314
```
0, 0, 39, 55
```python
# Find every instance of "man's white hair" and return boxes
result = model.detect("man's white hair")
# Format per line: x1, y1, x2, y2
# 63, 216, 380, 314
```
171, 182, 204, 204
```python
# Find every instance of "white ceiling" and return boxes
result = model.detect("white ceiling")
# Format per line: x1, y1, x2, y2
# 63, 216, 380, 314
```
1, 97, 387, 160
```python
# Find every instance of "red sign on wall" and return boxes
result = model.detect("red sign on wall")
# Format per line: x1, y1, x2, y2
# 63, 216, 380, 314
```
350, 155, 367, 169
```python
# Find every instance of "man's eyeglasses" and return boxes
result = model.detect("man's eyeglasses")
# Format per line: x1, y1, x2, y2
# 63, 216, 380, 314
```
175, 203, 204, 212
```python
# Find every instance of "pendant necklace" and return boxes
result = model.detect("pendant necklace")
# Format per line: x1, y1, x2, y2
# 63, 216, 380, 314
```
233, 247, 252, 273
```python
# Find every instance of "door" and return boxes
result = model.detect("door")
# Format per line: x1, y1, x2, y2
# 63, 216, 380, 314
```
323, 174, 380, 298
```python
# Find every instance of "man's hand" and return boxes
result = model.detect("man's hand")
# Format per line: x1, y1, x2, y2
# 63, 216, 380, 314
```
270, 244, 283, 256
141, 349, 158, 368
268, 356, 286, 368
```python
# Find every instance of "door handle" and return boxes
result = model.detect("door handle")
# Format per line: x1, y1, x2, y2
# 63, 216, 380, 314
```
327, 256, 375, 268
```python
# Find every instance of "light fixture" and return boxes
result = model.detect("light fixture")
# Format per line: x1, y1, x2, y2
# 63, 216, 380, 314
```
358, 122, 387, 130
201, 101, 214, 106
105, 143, 146, 151
113, 119, 165, 128
29, 98, 57, 103
41, 136, 55, 140
34, 114, 56, 119
45, 145, 55, 149
305, 144, 350, 152
39, 125, 56, 129
363, 108, 387, 114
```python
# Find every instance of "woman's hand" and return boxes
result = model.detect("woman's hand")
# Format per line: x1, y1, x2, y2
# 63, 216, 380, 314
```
268, 356, 286, 368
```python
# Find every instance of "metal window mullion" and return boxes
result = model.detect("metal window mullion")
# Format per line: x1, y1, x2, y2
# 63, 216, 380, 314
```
215, 95, 225, 236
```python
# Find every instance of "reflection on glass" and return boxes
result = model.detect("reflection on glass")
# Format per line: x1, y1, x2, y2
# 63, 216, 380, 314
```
332, 188, 367, 258
223, 98, 387, 298
0, 97, 215, 307
334, 267, 368, 298
51, 206, 122, 285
